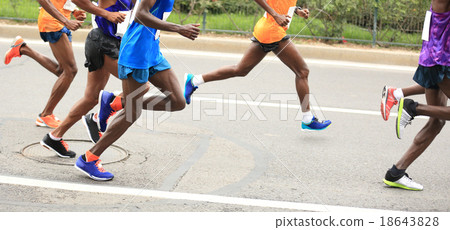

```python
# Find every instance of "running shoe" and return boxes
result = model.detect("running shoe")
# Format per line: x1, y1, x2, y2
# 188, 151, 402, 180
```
184, 73, 198, 105
383, 171, 423, 191
301, 116, 332, 131
75, 155, 114, 181
4, 36, 25, 65
40, 134, 76, 158
380, 86, 398, 121
396, 98, 417, 139
82, 113, 102, 143
36, 113, 61, 128
98, 90, 116, 132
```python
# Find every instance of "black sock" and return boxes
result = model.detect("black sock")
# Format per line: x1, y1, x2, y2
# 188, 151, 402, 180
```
406, 100, 418, 117
389, 164, 405, 177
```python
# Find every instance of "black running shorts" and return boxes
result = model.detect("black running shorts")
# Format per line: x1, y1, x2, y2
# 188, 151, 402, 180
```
250, 36, 290, 53
84, 28, 121, 72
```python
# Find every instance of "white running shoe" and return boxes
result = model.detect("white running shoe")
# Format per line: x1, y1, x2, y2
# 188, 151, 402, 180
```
384, 173, 423, 191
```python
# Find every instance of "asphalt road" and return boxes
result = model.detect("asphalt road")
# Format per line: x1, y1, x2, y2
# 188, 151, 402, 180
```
0, 38, 449, 212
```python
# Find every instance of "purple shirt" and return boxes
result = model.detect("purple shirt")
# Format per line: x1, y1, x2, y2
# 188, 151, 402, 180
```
95, 0, 134, 40
419, 7, 450, 67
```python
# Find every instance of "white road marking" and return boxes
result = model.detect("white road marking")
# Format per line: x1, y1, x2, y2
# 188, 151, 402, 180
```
0, 175, 392, 212
193, 96, 429, 120
0, 38, 416, 72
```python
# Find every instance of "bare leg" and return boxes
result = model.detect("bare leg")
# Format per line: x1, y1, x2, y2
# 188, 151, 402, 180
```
40, 34, 78, 117
143, 69, 186, 111
202, 42, 267, 82
402, 84, 425, 97
274, 39, 310, 112
414, 76, 450, 120
19, 44, 62, 76
90, 76, 149, 157
51, 55, 118, 137
395, 88, 447, 169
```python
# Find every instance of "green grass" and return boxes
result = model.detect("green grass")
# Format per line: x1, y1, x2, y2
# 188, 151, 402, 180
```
0, 0, 40, 19
0, 1, 421, 46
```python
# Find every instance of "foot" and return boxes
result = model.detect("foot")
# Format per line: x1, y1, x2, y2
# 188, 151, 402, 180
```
380, 86, 398, 121
98, 90, 116, 132
396, 98, 417, 139
301, 116, 332, 131
40, 134, 76, 158
74, 155, 114, 181
383, 170, 423, 191
184, 73, 198, 105
82, 113, 102, 144
36, 114, 61, 128
4, 36, 25, 65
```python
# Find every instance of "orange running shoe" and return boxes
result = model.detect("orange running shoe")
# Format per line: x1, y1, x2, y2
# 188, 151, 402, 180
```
4, 36, 25, 65
36, 114, 61, 128
380, 86, 398, 121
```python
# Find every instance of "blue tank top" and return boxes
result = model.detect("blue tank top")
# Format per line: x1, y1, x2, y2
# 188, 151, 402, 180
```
118, 0, 174, 69
95, 0, 134, 40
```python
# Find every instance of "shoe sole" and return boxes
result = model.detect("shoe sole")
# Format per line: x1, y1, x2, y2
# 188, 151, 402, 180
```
74, 164, 114, 181
81, 115, 98, 144
40, 140, 75, 158
383, 179, 422, 191
396, 98, 404, 139
36, 117, 59, 128
301, 123, 332, 132
381, 85, 388, 121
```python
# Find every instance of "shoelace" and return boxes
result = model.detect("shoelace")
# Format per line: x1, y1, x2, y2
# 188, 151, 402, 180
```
95, 160, 106, 173
60, 140, 69, 151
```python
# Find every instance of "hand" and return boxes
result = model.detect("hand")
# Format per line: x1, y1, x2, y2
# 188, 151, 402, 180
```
65, 19, 83, 31
296, 9, 309, 19
178, 24, 200, 40
105, 12, 126, 24
273, 13, 291, 27
73, 10, 86, 21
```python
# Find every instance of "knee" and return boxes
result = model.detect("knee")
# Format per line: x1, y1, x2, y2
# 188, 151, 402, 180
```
171, 94, 186, 111
63, 64, 78, 78
298, 68, 309, 79
431, 118, 446, 131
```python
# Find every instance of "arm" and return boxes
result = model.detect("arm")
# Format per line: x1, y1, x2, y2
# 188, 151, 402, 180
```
253, 0, 290, 27
38, 0, 83, 31
135, 0, 200, 40
72, 0, 126, 23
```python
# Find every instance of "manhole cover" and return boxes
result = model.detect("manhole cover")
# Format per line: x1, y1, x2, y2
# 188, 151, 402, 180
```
21, 139, 128, 166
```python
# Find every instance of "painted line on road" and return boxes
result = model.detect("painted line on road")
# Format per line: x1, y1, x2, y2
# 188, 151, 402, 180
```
193, 96, 429, 120
0, 175, 391, 212
0, 38, 416, 72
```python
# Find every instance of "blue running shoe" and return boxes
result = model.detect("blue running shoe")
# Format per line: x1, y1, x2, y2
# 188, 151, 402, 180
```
301, 116, 331, 131
74, 155, 114, 181
184, 73, 198, 105
98, 90, 116, 132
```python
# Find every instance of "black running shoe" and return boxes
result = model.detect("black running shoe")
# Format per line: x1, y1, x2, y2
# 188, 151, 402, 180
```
40, 134, 76, 158
82, 113, 101, 143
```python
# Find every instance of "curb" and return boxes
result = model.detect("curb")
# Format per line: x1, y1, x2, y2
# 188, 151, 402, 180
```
0, 24, 419, 67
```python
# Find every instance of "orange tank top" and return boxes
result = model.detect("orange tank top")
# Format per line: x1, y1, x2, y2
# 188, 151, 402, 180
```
38, 0, 72, 32
253, 0, 297, 44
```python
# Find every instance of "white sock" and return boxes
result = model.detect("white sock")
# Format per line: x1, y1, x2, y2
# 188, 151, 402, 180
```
49, 132, 61, 141
393, 88, 404, 101
302, 111, 314, 123
192, 74, 204, 87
